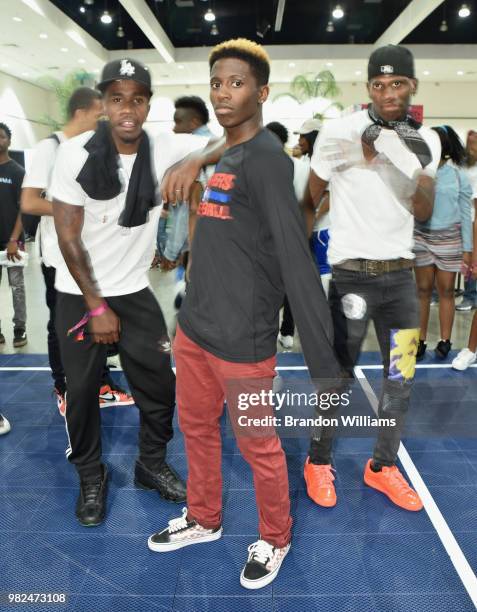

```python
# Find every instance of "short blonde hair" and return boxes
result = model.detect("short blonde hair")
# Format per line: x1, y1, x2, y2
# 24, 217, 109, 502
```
209, 38, 270, 85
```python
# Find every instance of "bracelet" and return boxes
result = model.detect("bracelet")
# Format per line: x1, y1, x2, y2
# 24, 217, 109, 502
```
89, 302, 108, 317
67, 300, 108, 342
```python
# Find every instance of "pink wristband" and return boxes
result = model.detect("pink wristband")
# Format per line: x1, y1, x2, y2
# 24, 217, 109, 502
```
89, 302, 108, 317
67, 301, 108, 342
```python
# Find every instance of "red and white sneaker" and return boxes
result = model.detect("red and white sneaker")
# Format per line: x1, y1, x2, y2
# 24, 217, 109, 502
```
54, 388, 67, 417
99, 384, 134, 408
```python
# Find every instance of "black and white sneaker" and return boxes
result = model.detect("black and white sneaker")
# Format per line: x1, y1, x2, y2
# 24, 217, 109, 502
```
240, 538, 291, 590
148, 507, 222, 552
0, 414, 11, 435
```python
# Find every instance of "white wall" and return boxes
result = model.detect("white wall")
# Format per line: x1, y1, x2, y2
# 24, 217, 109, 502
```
0, 71, 58, 150
147, 80, 477, 143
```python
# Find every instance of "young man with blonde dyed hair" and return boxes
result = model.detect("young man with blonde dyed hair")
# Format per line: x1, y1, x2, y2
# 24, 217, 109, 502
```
149, 39, 341, 589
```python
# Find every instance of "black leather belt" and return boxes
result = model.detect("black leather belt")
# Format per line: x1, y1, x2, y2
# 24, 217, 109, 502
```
334, 258, 414, 276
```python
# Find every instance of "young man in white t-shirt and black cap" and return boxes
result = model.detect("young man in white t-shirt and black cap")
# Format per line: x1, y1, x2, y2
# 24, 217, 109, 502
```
22, 87, 134, 415
50, 58, 208, 526
303, 45, 441, 512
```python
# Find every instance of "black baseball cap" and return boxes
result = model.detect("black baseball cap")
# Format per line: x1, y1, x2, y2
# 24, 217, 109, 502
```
97, 58, 153, 96
368, 45, 415, 81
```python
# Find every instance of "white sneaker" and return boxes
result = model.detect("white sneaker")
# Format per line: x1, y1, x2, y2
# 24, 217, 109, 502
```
278, 334, 294, 350
148, 507, 222, 552
0, 414, 11, 435
452, 348, 477, 371
240, 539, 290, 590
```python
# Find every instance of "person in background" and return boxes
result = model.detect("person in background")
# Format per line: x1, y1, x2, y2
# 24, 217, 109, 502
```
414, 126, 473, 360
153, 97, 213, 269
453, 214, 477, 370
21, 87, 134, 415
266, 120, 311, 350
456, 129, 477, 311
0, 122, 27, 348
295, 119, 333, 298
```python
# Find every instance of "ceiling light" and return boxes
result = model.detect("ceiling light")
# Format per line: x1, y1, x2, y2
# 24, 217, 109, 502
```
332, 4, 344, 19
116, 25, 125, 38
178, 64, 185, 69
39, 33, 48, 39
204, 8, 215, 22
210, 23, 219, 35
84, 0, 94, 4
101, 10, 112, 24
78, 58, 86, 64
13, 17, 23, 22
457, 70, 465, 75
256, 22, 271, 38
326, 21, 335, 32
79, 6, 86, 13
423, 70, 430, 75
355, 70, 362, 75
288, 62, 296, 68
93, 68, 100, 74
439, 19, 448, 31
326, 62, 333, 67
60, 47, 68, 52
458, 3, 471, 17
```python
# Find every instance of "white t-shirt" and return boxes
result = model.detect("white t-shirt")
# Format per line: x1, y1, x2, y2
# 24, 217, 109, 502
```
310, 109, 441, 264
22, 131, 65, 268
50, 131, 207, 296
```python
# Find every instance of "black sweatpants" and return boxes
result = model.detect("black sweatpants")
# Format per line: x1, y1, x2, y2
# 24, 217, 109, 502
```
42, 264, 115, 394
56, 288, 175, 479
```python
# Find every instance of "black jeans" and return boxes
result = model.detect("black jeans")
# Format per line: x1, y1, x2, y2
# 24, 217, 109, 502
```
309, 267, 420, 467
56, 288, 175, 478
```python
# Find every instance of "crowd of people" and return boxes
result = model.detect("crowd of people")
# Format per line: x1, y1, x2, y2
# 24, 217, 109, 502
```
1, 37, 477, 588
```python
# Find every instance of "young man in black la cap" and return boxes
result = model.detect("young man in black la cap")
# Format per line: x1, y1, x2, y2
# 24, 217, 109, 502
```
50, 58, 209, 526
303, 45, 441, 512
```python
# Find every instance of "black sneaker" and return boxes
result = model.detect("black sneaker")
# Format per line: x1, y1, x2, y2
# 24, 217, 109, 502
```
0, 414, 11, 435
435, 339, 452, 360
13, 329, 27, 348
76, 465, 108, 527
416, 340, 427, 362
240, 538, 291, 590
148, 507, 222, 552
134, 460, 186, 503
0, 332, 5, 345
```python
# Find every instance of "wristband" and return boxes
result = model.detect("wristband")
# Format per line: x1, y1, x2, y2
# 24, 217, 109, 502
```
89, 302, 108, 317
67, 301, 108, 342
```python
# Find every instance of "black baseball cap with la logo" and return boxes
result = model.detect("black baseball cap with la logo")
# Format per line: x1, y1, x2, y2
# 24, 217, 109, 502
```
367, 45, 415, 81
97, 58, 153, 96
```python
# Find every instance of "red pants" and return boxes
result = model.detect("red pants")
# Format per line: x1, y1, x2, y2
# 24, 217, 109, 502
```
174, 325, 292, 548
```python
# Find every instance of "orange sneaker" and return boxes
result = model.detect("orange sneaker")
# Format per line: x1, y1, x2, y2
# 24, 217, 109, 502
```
99, 384, 135, 408
303, 458, 337, 507
363, 459, 423, 511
